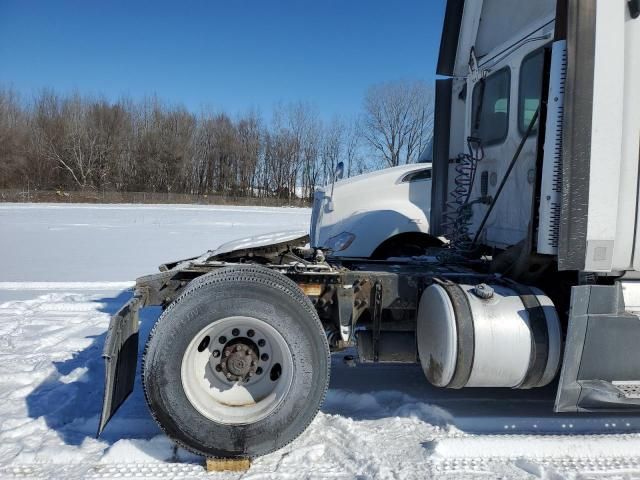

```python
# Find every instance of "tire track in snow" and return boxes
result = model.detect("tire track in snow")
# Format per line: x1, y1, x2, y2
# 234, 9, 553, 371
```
3, 456, 640, 479
3, 292, 640, 479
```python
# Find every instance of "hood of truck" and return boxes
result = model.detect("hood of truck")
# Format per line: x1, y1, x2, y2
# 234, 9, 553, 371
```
159, 230, 309, 271
310, 163, 432, 254
331, 163, 428, 190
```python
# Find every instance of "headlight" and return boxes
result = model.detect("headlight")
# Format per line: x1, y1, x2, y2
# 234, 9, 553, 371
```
325, 232, 356, 252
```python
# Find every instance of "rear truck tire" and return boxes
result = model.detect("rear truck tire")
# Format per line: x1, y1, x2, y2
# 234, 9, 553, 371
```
184, 264, 308, 297
142, 266, 330, 458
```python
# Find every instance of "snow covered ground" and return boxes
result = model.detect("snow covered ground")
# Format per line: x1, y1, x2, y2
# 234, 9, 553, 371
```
2, 203, 640, 479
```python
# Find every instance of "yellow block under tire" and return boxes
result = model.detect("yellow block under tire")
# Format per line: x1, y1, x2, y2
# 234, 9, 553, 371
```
142, 266, 330, 458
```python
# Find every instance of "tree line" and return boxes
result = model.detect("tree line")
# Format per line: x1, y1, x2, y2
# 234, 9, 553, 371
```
0, 80, 433, 200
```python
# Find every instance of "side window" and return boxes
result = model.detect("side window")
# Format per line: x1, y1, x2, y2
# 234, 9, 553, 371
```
471, 68, 510, 145
402, 169, 432, 183
519, 49, 545, 133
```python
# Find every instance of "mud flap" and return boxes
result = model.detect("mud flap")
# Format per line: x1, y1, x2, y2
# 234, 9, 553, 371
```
97, 290, 146, 435
555, 283, 640, 412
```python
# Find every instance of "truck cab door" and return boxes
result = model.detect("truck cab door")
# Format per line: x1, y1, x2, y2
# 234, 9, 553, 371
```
466, 44, 548, 249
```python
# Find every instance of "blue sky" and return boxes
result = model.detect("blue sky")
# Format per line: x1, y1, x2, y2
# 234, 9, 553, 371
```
0, 0, 445, 119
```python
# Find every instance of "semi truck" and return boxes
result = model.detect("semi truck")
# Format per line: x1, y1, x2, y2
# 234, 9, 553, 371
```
312, 162, 440, 259
98, 0, 640, 460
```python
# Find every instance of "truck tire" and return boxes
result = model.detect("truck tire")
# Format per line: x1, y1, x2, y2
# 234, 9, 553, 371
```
183, 264, 306, 298
142, 266, 330, 458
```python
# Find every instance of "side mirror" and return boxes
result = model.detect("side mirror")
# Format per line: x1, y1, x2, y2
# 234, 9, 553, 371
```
335, 161, 345, 181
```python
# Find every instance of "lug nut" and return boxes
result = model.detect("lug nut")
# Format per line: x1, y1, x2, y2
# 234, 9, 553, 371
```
226, 374, 233, 380
261, 353, 269, 361
235, 345, 242, 352
212, 350, 220, 358
258, 339, 266, 347
247, 329, 255, 338
219, 336, 227, 344
256, 367, 263, 375
232, 328, 240, 336
215, 364, 222, 372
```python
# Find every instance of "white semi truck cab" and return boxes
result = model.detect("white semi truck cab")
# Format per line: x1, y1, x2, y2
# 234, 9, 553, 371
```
99, 0, 640, 460
430, 0, 640, 410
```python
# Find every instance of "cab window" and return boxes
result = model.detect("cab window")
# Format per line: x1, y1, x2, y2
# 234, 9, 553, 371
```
471, 68, 510, 145
402, 168, 432, 183
518, 49, 545, 133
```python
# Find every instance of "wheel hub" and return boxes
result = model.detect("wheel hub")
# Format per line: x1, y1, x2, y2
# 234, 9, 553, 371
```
220, 342, 258, 381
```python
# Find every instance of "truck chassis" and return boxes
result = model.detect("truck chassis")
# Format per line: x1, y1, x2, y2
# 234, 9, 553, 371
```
98, 233, 576, 458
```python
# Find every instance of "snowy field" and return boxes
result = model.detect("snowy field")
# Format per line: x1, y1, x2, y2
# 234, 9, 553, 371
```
2, 203, 640, 479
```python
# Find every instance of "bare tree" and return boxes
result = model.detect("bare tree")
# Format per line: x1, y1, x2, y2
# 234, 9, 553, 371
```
286, 102, 318, 200
343, 117, 362, 177
32, 92, 88, 189
0, 88, 28, 188
300, 115, 322, 200
361, 80, 434, 168
0, 81, 428, 200
236, 110, 262, 197
321, 117, 343, 185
